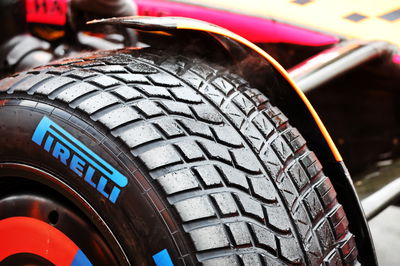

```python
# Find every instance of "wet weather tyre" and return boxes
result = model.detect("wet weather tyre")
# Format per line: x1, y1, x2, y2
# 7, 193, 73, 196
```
0, 49, 358, 265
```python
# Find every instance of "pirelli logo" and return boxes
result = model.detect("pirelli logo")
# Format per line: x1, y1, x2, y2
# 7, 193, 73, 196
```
32, 116, 128, 204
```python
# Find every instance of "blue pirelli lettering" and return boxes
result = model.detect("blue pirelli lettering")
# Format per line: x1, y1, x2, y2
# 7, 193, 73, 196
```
153, 249, 174, 266
32, 116, 128, 203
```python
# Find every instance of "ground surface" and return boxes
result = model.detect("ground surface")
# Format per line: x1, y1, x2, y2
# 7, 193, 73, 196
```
369, 205, 400, 265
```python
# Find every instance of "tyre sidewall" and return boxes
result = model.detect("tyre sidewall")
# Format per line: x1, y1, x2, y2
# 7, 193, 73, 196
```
0, 97, 183, 264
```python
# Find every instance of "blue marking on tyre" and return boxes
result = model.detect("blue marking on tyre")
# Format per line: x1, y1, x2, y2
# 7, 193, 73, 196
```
71, 249, 92, 266
153, 249, 174, 266
32, 116, 128, 203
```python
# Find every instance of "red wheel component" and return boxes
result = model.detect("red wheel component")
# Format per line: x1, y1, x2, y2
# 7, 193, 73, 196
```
0, 217, 90, 265
0, 165, 120, 265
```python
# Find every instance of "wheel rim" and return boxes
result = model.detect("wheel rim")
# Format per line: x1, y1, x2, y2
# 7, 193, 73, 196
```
0, 163, 126, 265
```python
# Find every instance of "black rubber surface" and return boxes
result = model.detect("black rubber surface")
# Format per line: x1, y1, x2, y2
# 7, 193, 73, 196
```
0, 48, 358, 265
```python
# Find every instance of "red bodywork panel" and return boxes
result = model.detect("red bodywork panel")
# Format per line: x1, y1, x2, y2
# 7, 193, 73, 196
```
25, 0, 68, 26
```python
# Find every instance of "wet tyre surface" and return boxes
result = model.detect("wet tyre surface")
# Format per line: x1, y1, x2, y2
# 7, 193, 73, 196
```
0, 48, 358, 265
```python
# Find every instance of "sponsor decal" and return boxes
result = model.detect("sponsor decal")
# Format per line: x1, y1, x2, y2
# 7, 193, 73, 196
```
32, 116, 128, 203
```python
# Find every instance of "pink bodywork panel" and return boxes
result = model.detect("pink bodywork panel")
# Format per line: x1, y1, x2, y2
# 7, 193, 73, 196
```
135, 0, 339, 46
393, 54, 400, 64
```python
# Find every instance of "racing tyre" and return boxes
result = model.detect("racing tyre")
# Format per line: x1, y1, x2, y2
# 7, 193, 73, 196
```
0, 49, 358, 265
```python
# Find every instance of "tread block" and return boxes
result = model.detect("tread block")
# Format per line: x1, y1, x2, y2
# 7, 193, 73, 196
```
132, 99, 164, 117
301, 151, 317, 168
278, 236, 302, 263
157, 169, 199, 195
292, 204, 311, 238
181, 70, 204, 88
287, 162, 309, 192
265, 106, 288, 127
199, 141, 231, 162
77, 92, 120, 114
113, 73, 150, 84
189, 63, 215, 79
233, 193, 264, 220
233, 94, 255, 115
0, 75, 29, 92
211, 192, 237, 215
344, 245, 358, 264
98, 106, 140, 129
153, 119, 185, 137
174, 196, 215, 222
271, 137, 292, 163
339, 234, 357, 260
219, 166, 249, 190
194, 165, 222, 187
45, 66, 72, 74
55, 82, 97, 102
212, 77, 235, 95
148, 73, 182, 87
91, 65, 127, 73
170, 86, 203, 103
244, 88, 268, 105
67, 69, 97, 79
315, 176, 332, 198
248, 177, 278, 202
329, 205, 346, 227
321, 187, 338, 208
139, 144, 182, 170
250, 224, 277, 251
136, 84, 171, 98
303, 190, 324, 221
242, 122, 265, 152
231, 148, 261, 173
35, 76, 75, 95
284, 131, 307, 152
126, 62, 159, 74
292, 138, 307, 153
279, 176, 298, 208
13, 73, 53, 92
333, 216, 349, 239
253, 113, 274, 138
211, 125, 243, 146
112, 85, 143, 100
307, 161, 323, 179
227, 222, 251, 245
118, 124, 162, 148
190, 225, 230, 251
159, 100, 193, 116
179, 119, 213, 138
175, 141, 204, 161
265, 205, 291, 233
200, 85, 225, 106
223, 103, 245, 128
89, 75, 120, 88
191, 104, 224, 123
71, 60, 103, 67
304, 233, 323, 264
261, 147, 282, 180
316, 219, 335, 251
